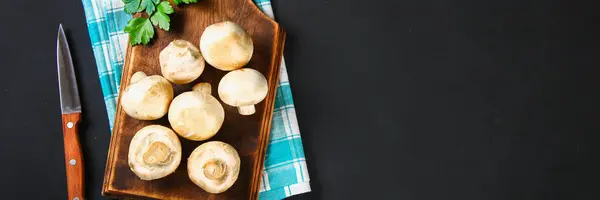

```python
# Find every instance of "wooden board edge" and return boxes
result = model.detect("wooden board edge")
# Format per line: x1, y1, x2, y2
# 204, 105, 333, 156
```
103, 187, 161, 200
102, 43, 136, 197
245, 0, 280, 27
248, 25, 287, 200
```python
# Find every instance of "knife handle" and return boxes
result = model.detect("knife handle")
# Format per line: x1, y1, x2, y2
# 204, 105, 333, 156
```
61, 113, 85, 200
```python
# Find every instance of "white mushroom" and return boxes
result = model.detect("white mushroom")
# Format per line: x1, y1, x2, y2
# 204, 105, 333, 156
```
121, 72, 174, 120
128, 125, 182, 181
199, 21, 254, 71
159, 39, 205, 84
168, 82, 225, 141
187, 141, 240, 194
218, 68, 268, 115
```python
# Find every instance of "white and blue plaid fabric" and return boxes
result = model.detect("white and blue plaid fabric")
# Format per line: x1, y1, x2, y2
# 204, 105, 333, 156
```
80, 0, 311, 199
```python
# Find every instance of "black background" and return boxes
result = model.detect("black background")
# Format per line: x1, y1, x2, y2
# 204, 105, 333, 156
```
1, 0, 599, 199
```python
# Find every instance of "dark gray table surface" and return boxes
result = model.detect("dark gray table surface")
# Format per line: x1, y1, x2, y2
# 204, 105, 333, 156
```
1, 0, 599, 199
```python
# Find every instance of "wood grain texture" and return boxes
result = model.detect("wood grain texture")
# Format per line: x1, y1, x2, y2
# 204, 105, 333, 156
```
102, 0, 285, 199
62, 113, 85, 200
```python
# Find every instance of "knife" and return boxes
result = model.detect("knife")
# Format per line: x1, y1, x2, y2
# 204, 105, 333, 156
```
57, 24, 85, 200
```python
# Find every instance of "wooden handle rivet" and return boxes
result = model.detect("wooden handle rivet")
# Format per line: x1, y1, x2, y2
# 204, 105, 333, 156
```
73, 197, 80, 200
67, 122, 74, 128
70, 159, 77, 166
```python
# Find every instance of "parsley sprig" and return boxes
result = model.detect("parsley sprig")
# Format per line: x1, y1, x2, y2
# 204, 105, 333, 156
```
123, 0, 197, 45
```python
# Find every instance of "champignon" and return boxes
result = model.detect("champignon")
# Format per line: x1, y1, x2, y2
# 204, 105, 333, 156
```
187, 141, 240, 194
218, 68, 268, 115
199, 21, 254, 71
168, 82, 225, 141
121, 71, 174, 120
159, 39, 205, 84
128, 125, 182, 181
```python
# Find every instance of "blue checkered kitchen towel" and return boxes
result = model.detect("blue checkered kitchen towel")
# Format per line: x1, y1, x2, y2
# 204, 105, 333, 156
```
80, 0, 311, 199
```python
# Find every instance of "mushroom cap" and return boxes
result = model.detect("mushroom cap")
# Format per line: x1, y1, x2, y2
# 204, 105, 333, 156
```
121, 72, 174, 120
128, 125, 182, 181
218, 68, 268, 107
199, 21, 254, 71
159, 40, 205, 84
168, 83, 225, 141
187, 141, 241, 194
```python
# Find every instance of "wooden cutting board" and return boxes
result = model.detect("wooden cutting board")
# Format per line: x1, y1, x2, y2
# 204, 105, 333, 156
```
101, 0, 285, 199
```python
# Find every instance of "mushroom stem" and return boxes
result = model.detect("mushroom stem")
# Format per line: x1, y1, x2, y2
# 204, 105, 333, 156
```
172, 40, 195, 58
192, 82, 212, 95
238, 105, 255, 115
130, 71, 147, 83
203, 159, 227, 180
142, 141, 172, 165
173, 40, 189, 48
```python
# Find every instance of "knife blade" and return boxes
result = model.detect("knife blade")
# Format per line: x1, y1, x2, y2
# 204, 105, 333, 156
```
57, 23, 85, 200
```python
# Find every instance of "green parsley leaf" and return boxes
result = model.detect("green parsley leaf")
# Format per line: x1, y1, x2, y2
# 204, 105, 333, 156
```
173, 0, 196, 5
124, 17, 155, 45
158, 1, 175, 14
123, 0, 141, 14
123, 0, 199, 46
150, 1, 174, 31
140, 0, 161, 15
